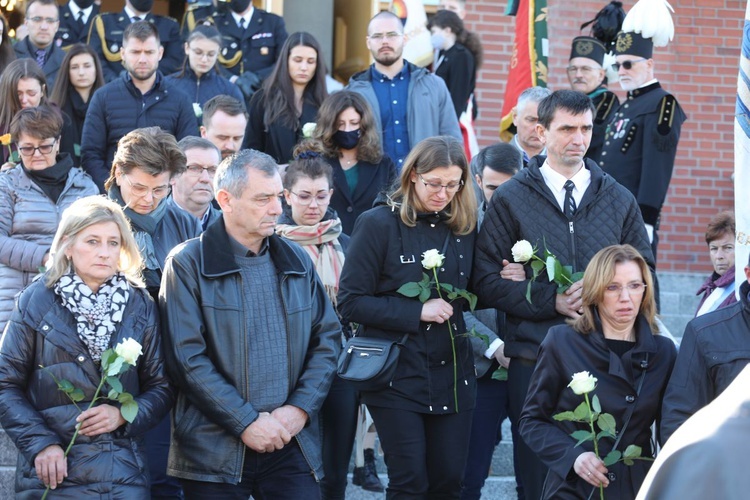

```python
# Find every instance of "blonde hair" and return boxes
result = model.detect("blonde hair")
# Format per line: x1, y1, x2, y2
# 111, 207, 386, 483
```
46, 196, 144, 287
388, 136, 476, 235
570, 244, 657, 334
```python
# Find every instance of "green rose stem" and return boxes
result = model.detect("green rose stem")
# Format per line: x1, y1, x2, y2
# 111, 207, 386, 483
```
433, 267, 459, 413
41, 375, 108, 500
583, 392, 605, 500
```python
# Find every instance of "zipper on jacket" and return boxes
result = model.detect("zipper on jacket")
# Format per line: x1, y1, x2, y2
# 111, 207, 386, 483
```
195, 77, 201, 104
238, 272, 248, 483
568, 221, 577, 271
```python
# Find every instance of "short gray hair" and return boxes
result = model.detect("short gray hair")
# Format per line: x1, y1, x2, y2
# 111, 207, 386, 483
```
214, 149, 279, 198
516, 86, 553, 114
177, 136, 221, 159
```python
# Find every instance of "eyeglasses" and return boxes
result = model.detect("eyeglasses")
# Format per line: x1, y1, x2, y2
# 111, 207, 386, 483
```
28, 17, 59, 25
368, 32, 403, 41
185, 164, 218, 177
612, 58, 647, 71
290, 190, 331, 205
122, 174, 171, 199
604, 282, 647, 295
417, 174, 464, 193
189, 47, 218, 60
17, 139, 57, 157
566, 65, 601, 74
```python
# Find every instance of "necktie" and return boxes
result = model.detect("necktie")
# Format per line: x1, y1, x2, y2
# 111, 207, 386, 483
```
77, 11, 85, 27
132, 16, 141, 22
239, 18, 246, 30
563, 180, 577, 219
35, 49, 45, 68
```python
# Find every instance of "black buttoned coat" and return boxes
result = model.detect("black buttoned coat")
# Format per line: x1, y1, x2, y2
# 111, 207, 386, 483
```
519, 317, 676, 499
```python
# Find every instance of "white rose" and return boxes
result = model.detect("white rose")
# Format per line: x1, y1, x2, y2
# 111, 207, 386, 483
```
421, 249, 445, 270
115, 338, 143, 366
511, 240, 534, 263
302, 122, 317, 138
192, 102, 203, 118
568, 371, 597, 395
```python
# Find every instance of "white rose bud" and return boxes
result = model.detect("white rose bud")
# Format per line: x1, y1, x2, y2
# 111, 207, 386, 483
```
302, 122, 317, 138
511, 240, 534, 263
421, 249, 445, 270
568, 371, 597, 395
115, 338, 143, 366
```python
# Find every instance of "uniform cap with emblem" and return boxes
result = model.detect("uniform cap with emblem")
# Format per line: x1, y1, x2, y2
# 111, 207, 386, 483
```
615, 0, 675, 58
569, 36, 607, 65
578, 2, 626, 81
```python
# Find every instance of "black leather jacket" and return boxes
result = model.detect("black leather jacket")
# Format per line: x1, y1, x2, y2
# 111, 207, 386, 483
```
159, 217, 341, 483
0, 278, 173, 498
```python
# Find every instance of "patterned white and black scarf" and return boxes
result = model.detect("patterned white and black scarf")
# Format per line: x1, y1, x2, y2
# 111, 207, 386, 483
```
53, 272, 130, 362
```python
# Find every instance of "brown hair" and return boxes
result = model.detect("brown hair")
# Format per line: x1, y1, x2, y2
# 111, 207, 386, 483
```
285, 140, 333, 189
0, 59, 47, 131
427, 9, 483, 67
202, 94, 247, 128
313, 90, 382, 164
570, 244, 657, 335
177, 24, 223, 78
389, 136, 476, 235
105, 127, 186, 190
705, 211, 735, 244
123, 20, 160, 45
49, 44, 105, 110
10, 103, 63, 140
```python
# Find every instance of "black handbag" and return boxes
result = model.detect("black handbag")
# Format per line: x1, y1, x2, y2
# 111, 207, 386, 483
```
337, 332, 408, 391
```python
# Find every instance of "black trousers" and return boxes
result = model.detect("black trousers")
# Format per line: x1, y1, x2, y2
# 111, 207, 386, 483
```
368, 405, 473, 500
320, 375, 359, 500
508, 358, 548, 500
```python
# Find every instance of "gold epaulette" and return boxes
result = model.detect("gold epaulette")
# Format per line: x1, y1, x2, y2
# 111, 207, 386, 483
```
93, 15, 122, 63
657, 95, 677, 136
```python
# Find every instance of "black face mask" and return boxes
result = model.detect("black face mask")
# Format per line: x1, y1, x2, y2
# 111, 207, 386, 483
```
230, 0, 252, 14
129, 0, 154, 13
333, 129, 361, 150
74, 0, 95, 9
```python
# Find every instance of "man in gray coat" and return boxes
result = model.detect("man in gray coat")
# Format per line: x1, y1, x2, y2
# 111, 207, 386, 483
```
347, 11, 460, 170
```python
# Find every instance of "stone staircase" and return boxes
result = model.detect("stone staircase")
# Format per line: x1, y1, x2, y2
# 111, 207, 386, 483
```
0, 273, 707, 499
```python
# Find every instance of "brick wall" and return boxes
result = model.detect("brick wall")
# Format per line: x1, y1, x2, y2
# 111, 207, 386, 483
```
464, 0, 742, 273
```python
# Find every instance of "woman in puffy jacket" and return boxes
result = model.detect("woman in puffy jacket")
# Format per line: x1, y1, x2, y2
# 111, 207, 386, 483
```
0, 104, 98, 331
0, 195, 174, 498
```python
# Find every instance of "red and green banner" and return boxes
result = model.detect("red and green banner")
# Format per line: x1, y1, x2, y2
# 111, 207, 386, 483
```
499, 0, 548, 141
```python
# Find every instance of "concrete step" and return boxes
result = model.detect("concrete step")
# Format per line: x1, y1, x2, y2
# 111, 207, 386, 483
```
344, 475, 517, 499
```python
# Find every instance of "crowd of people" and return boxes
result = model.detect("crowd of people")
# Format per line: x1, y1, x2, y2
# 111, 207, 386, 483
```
0, 0, 745, 500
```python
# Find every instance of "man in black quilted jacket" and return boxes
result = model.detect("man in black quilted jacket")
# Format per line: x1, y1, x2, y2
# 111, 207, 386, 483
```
472, 90, 654, 500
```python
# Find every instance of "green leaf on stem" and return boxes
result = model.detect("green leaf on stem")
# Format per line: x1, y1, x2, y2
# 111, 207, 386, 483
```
491, 367, 508, 381
397, 282, 423, 297
571, 429, 594, 447
106, 357, 125, 377
465, 326, 489, 347
573, 401, 590, 421
553, 410, 577, 421
571, 271, 584, 282
597, 430, 616, 441
530, 259, 545, 274
58, 379, 74, 392
603, 450, 622, 466
439, 283, 455, 293
107, 376, 123, 394
418, 287, 431, 303
525, 281, 533, 304
560, 265, 574, 283
592, 394, 602, 414
68, 388, 85, 402
120, 400, 138, 423
597, 413, 617, 435
623, 444, 642, 460
108, 388, 119, 400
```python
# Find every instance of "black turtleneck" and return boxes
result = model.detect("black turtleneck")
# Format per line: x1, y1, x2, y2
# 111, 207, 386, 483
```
22, 153, 73, 203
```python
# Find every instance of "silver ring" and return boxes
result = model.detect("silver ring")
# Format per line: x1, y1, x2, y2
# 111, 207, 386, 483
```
587, 472, 591, 476
443, 313, 448, 317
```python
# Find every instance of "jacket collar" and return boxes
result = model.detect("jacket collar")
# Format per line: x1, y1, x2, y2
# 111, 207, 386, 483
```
200, 216, 307, 277
697, 266, 736, 296
352, 60, 424, 83
521, 156, 611, 210
627, 81, 661, 100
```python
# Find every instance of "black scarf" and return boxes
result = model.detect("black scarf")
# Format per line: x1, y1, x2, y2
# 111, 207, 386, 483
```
22, 153, 73, 203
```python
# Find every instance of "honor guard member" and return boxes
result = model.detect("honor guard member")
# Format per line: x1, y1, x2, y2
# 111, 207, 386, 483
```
56, 0, 100, 50
599, 0, 686, 259
209, 0, 288, 99
181, 0, 224, 38
88, 0, 183, 82
567, 36, 619, 164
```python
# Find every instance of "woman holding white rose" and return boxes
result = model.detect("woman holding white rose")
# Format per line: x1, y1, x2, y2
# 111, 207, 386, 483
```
0, 196, 174, 498
519, 245, 676, 499
338, 136, 478, 498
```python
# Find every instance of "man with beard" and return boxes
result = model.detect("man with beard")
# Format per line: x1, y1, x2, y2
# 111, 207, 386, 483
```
55, 0, 100, 49
347, 11, 460, 170
202, 0, 288, 103
173, 136, 223, 231
598, 1, 686, 260
88, 0, 182, 82
81, 21, 197, 191
567, 36, 619, 163
200, 94, 248, 160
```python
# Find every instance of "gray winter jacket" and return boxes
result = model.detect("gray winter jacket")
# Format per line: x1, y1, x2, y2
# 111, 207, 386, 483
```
0, 157, 98, 330
347, 62, 461, 150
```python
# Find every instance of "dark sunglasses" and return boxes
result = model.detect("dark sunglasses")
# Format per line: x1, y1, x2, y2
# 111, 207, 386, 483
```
611, 58, 647, 71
